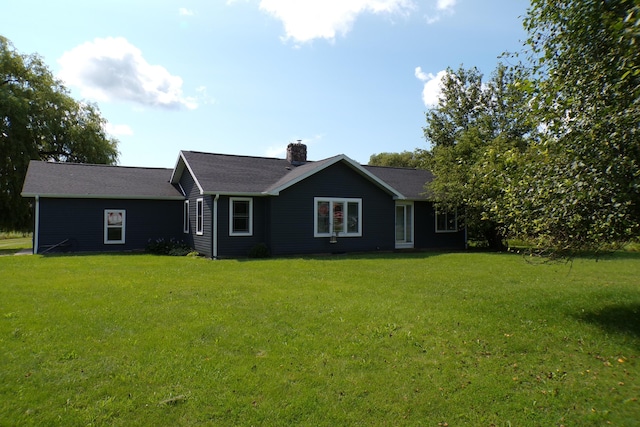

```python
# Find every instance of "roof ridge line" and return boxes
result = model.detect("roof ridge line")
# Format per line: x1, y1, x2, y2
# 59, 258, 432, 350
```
35, 161, 172, 171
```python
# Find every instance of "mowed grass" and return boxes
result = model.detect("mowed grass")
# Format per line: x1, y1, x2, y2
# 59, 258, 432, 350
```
1, 252, 639, 426
0, 236, 32, 255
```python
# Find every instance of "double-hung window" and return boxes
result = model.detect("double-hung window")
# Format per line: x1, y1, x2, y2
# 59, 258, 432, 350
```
104, 209, 125, 244
435, 209, 457, 233
314, 197, 362, 237
230, 197, 253, 236
196, 198, 204, 235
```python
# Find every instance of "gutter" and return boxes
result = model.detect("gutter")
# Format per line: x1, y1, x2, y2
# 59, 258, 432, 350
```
213, 194, 219, 259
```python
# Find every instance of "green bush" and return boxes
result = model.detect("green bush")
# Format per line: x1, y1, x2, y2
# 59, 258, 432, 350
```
146, 238, 192, 256
248, 242, 270, 258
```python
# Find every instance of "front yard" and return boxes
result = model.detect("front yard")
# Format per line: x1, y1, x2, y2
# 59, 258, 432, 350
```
1, 252, 638, 425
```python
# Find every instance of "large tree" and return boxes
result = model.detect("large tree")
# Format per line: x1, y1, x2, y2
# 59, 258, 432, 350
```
1, 36, 119, 231
498, 0, 640, 251
424, 64, 536, 250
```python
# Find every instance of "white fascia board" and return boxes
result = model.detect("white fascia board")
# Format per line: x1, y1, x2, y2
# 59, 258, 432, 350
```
340, 155, 406, 199
266, 154, 405, 199
169, 152, 185, 184
264, 156, 342, 196
170, 151, 205, 195
204, 191, 267, 197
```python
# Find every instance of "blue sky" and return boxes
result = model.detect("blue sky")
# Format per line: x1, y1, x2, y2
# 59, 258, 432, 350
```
2, 0, 530, 167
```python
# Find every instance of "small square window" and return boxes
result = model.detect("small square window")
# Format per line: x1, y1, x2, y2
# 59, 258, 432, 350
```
435, 209, 457, 233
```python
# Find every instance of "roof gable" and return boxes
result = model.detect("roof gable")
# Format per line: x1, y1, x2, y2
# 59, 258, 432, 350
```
264, 155, 404, 198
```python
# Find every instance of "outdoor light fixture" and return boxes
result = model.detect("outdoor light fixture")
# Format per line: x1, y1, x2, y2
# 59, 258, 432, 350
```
330, 231, 338, 244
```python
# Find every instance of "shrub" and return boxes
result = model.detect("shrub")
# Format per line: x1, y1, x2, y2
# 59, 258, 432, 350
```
146, 238, 192, 256
248, 243, 270, 258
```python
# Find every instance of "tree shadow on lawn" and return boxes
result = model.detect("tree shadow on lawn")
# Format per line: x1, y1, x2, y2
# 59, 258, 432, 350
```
576, 303, 640, 347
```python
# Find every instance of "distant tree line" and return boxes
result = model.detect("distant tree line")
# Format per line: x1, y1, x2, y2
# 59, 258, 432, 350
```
370, 0, 640, 253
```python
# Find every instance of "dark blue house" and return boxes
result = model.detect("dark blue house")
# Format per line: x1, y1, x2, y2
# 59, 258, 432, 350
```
21, 143, 466, 257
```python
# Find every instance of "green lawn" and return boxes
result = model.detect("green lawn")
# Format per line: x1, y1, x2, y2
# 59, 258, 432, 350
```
0, 236, 32, 255
1, 252, 639, 426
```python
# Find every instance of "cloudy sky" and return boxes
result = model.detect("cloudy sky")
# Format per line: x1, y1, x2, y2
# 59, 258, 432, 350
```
2, 0, 529, 167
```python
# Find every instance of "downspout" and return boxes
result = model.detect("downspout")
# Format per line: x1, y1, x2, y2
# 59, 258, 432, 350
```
33, 196, 40, 254
213, 194, 219, 259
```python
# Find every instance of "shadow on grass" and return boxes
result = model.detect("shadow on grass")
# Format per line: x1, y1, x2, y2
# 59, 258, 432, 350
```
577, 303, 640, 344
0, 248, 22, 256
236, 250, 454, 263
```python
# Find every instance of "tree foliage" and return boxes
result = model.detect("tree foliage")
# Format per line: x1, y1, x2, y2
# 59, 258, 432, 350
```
499, 0, 640, 251
368, 150, 427, 168
424, 64, 536, 250
1, 36, 119, 231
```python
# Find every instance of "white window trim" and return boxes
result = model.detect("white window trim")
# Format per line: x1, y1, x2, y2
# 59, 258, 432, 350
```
104, 209, 126, 244
314, 197, 362, 238
196, 198, 204, 235
229, 197, 253, 236
435, 209, 458, 233
183, 200, 189, 234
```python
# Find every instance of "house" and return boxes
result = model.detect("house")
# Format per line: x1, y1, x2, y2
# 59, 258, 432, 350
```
21, 143, 466, 257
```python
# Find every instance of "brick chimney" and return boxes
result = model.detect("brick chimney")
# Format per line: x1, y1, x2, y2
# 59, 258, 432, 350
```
286, 141, 307, 165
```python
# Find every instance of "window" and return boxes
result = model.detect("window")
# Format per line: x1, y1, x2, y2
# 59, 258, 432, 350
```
183, 200, 189, 233
230, 197, 253, 236
314, 197, 362, 237
104, 209, 125, 244
196, 198, 204, 235
435, 209, 457, 233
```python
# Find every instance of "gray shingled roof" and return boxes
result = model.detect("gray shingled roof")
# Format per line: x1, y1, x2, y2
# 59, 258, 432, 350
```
364, 165, 434, 200
21, 161, 183, 199
22, 153, 435, 201
174, 151, 294, 194
174, 151, 411, 198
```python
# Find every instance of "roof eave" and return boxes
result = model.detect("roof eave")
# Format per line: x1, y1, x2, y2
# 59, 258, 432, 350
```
21, 193, 185, 201
203, 191, 269, 197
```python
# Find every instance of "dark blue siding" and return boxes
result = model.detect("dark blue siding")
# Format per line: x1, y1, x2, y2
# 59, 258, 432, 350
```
414, 201, 466, 249
179, 170, 212, 258
216, 196, 269, 257
36, 198, 183, 253
269, 162, 395, 256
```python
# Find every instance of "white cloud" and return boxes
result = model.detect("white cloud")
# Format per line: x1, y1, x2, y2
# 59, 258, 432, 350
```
194, 85, 215, 105
257, 0, 416, 43
426, 0, 456, 23
415, 67, 447, 107
58, 37, 197, 110
105, 123, 134, 137
179, 8, 194, 16
265, 144, 286, 158
436, 0, 456, 10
